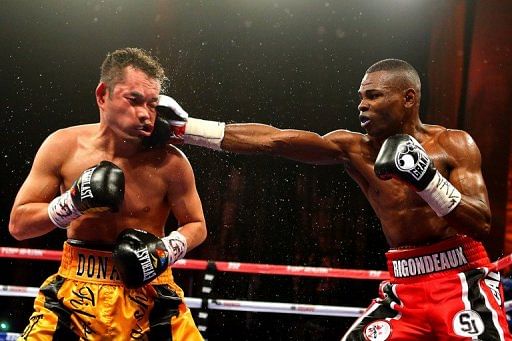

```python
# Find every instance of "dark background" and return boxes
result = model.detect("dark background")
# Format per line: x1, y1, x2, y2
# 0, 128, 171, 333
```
1, 1, 511, 340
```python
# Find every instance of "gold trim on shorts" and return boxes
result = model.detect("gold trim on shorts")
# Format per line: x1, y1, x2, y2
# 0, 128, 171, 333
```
57, 241, 174, 285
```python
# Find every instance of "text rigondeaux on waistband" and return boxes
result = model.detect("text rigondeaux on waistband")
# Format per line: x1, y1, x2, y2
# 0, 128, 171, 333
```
392, 246, 468, 278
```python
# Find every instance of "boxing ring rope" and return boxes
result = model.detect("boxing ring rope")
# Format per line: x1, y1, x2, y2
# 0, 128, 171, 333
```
1, 246, 511, 340
0, 284, 365, 317
0, 247, 389, 280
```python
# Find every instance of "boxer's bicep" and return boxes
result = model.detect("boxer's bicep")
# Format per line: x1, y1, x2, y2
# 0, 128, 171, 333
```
9, 133, 66, 239
444, 131, 489, 206
13, 133, 64, 207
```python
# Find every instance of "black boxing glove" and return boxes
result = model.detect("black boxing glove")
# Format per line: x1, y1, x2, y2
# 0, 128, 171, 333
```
374, 134, 461, 216
143, 95, 189, 147
48, 161, 125, 228
113, 228, 188, 289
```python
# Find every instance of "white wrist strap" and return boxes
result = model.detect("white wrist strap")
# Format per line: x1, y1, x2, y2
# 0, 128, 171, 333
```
417, 170, 462, 217
47, 191, 82, 229
184, 117, 225, 150
162, 230, 188, 265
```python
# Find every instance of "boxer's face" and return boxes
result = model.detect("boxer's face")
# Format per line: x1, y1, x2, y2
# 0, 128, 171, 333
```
358, 71, 407, 139
100, 66, 160, 140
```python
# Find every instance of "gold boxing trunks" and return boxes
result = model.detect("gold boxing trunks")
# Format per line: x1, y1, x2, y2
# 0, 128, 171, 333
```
19, 241, 204, 341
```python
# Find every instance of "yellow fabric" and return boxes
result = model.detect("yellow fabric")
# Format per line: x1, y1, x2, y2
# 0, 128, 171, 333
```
19, 242, 203, 341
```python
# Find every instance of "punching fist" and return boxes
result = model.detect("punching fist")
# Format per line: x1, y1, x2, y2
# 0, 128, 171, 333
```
374, 134, 435, 191
144, 94, 225, 150
48, 161, 125, 228
143, 95, 188, 147
157, 94, 189, 138
113, 228, 187, 289
374, 134, 461, 216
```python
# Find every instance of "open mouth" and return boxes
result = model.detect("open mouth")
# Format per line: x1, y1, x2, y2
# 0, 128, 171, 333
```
359, 115, 370, 127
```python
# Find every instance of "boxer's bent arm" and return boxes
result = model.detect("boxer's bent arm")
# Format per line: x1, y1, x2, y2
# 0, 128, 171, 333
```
166, 149, 207, 250
9, 132, 66, 240
441, 131, 491, 240
222, 123, 349, 165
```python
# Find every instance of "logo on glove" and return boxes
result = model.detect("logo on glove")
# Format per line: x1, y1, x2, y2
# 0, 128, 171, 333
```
135, 247, 157, 282
394, 140, 430, 181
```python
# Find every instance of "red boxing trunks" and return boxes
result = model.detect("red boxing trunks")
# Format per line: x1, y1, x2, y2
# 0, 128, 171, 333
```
342, 235, 511, 340
19, 241, 203, 340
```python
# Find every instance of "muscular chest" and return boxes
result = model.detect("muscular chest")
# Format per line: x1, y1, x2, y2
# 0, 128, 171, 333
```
61, 150, 168, 218
348, 146, 451, 208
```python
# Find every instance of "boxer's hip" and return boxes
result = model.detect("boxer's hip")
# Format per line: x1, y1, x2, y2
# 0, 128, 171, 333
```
386, 235, 490, 283
58, 240, 175, 286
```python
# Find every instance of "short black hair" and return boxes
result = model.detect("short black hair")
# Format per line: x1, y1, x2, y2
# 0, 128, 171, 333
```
366, 58, 421, 92
100, 47, 167, 92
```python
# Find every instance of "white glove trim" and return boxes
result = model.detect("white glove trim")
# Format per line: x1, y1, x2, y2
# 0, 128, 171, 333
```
161, 230, 188, 265
47, 191, 82, 229
184, 117, 225, 150
417, 170, 462, 217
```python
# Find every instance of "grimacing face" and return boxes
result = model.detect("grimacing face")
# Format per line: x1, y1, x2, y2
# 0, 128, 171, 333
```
100, 67, 161, 141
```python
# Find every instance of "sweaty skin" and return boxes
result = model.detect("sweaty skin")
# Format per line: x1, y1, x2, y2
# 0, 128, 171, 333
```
9, 67, 206, 249
219, 71, 490, 247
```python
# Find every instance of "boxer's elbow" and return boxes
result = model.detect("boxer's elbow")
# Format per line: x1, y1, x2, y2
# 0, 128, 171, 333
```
8, 206, 45, 241
197, 222, 207, 245
8, 217, 27, 241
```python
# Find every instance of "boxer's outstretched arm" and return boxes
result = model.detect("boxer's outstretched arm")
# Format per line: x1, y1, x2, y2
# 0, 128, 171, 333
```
9, 131, 67, 240
154, 95, 350, 165
218, 123, 351, 165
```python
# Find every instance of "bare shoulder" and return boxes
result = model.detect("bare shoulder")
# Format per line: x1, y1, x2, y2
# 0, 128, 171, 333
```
150, 144, 193, 175
39, 124, 96, 160
426, 124, 481, 162
45, 124, 97, 146
426, 125, 477, 149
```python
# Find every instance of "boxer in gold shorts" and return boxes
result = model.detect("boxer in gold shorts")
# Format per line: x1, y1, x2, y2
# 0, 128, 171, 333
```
9, 47, 206, 340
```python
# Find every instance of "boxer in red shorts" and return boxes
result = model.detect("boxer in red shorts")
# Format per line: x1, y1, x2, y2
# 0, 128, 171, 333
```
9, 48, 206, 340
153, 58, 511, 340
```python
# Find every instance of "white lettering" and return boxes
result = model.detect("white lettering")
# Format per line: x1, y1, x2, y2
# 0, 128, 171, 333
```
401, 259, 409, 277
80, 168, 95, 200
135, 248, 156, 281
433, 254, 441, 271
391, 247, 469, 278
393, 261, 401, 277
440, 252, 450, 270
407, 259, 417, 276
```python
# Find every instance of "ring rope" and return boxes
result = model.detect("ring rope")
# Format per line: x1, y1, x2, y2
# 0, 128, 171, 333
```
0, 284, 364, 317
0, 246, 388, 280
0, 285, 511, 329
2, 246, 511, 280
0, 332, 19, 341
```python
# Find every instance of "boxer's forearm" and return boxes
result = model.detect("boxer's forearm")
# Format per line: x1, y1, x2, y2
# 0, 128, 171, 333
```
222, 123, 283, 154
444, 197, 491, 241
185, 118, 345, 164
9, 203, 59, 240
176, 221, 207, 251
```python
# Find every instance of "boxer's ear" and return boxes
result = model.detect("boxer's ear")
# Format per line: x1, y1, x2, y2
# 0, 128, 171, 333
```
96, 82, 108, 107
